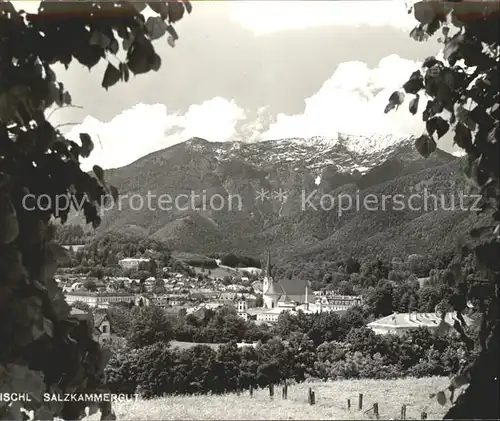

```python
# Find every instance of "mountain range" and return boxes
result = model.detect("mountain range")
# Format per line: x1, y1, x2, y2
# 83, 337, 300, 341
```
69, 134, 488, 263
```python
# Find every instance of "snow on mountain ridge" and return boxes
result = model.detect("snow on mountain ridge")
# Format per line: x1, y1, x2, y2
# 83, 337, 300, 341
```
187, 133, 414, 175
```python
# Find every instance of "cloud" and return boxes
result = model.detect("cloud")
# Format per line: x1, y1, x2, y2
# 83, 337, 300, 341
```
66, 53, 458, 171
67, 98, 245, 171
262, 54, 424, 140
179, 97, 246, 141
230, 1, 417, 35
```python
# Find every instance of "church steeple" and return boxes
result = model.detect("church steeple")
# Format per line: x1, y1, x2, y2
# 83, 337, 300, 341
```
266, 250, 272, 279
262, 251, 274, 306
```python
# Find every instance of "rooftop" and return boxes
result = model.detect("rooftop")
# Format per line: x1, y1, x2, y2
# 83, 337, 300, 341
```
66, 291, 135, 297
367, 312, 474, 329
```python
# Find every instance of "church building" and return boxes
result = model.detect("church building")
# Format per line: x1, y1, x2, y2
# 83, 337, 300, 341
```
262, 251, 314, 309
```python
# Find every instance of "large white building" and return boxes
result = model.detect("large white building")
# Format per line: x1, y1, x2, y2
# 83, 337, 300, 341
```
367, 312, 475, 336
118, 257, 151, 270
65, 291, 135, 308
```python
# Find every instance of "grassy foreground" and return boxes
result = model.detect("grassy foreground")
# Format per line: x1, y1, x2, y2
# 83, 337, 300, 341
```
88, 377, 456, 420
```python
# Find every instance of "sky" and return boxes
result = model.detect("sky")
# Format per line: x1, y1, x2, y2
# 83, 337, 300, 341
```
17, 1, 455, 170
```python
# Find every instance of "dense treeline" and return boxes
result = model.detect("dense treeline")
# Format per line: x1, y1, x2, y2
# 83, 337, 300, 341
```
104, 325, 477, 398
209, 252, 262, 269
107, 305, 271, 346
107, 303, 367, 347
54, 224, 93, 245
59, 232, 171, 275
275, 251, 456, 292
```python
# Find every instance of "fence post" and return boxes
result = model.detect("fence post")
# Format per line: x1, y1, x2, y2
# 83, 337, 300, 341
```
308, 388, 315, 405
401, 404, 406, 420
249, 385, 253, 397
269, 384, 274, 398
421, 411, 427, 420
347, 398, 351, 411
373, 403, 379, 420
282, 381, 288, 399
358, 393, 363, 410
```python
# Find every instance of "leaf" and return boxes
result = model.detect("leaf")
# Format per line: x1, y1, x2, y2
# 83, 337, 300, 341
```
150, 54, 161, 71
109, 39, 119, 55
122, 37, 132, 51
48, 242, 71, 265
62, 91, 72, 105
426, 116, 449, 139
422, 56, 440, 68
456, 106, 476, 131
109, 185, 119, 202
168, 1, 185, 22
147, 1, 168, 17
167, 35, 176, 48
101, 63, 121, 90
451, 374, 469, 389
79, 133, 94, 158
414, 1, 436, 24
453, 123, 472, 150
409, 95, 419, 115
436, 391, 447, 405
444, 33, 464, 61
182, 0, 192, 14
34, 407, 57, 420
403, 71, 424, 94
384, 91, 405, 114
410, 26, 429, 42
89, 30, 111, 49
0, 211, 19, 245
43, 317, 54, 337
166, 24, 179, 41
87, 404, 100, 417
93, 165, 104, 182
127, 41, 153, 74
146, 16, 168, 40
415, 134, 437, 158
128, 1, 146, 12
425, 16, 441, 37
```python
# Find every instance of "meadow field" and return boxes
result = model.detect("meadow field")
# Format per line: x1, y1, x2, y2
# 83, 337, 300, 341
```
89, 377, 455, 420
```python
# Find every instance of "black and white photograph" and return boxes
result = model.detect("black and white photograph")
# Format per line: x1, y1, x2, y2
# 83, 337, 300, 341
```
0, 0, 499, 420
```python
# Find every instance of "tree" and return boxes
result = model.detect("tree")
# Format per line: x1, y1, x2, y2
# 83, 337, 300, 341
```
221, 252, 239, 268
255, 293, 264, 307
388, 2, 499, 418
71, 301, 90, 312
127, 306, 174, 349
365, 280, 394, 317
84, 279, 98, 292
0, 1, 191, 419
107, 306, 132, 338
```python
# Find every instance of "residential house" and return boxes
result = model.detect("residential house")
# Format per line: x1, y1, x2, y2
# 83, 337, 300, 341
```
93, 313, 112, 341
251, 280, 263, 293
254, 307, 295, 323
70, 308, 112, 342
